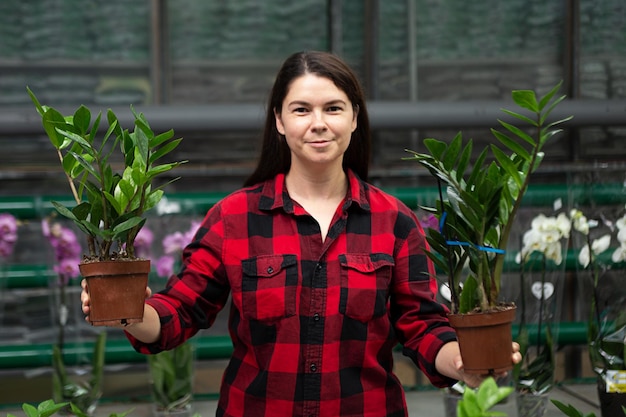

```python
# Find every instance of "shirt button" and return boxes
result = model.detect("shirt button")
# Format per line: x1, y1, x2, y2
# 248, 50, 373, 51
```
316, 264, 322, 271
313, 313, 320, 321
310, 363, 317, 372
267, 266, 274, 274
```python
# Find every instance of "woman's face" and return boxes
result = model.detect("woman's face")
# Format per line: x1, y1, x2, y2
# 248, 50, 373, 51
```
275, 73, 357, 172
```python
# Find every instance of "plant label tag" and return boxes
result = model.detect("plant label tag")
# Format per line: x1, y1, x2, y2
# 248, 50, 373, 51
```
605, 370, 626, 393
531, 282, 554, 300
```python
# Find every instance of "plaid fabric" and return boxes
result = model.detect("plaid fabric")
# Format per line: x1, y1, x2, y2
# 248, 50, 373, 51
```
127, 169, 457, 417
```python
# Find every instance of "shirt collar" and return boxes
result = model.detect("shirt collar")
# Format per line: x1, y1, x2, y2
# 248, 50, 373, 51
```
258, 169, 371, 213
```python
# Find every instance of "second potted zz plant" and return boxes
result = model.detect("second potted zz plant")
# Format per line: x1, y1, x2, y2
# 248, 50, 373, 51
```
28, 87, 186, 326
405, 81, 571, 374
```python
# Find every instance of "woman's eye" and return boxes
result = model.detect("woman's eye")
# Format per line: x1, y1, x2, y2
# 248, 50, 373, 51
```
327, 106, 343, 112
294, 107, 308, 113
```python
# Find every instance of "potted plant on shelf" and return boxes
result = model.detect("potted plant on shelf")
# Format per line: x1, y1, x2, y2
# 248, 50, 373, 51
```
404, 81, 572, 374
570, 207, 626, 417
28, 87, 186, 326
513, 207, 570, 416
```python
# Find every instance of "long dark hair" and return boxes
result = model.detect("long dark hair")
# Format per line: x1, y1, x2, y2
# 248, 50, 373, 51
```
244, 51, 371, 187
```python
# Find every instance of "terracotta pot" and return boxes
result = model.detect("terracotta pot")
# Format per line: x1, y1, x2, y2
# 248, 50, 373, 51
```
447, 306, 516, 375
79, 259, 150, 327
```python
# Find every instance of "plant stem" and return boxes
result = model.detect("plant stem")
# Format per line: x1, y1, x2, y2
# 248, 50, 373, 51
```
57, 148, 96, 257
537, 254, 546, 352
493, 112, 543, 301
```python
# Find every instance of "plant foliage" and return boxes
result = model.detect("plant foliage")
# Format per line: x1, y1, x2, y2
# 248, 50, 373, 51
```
550, 399, 599, 417
404, 81, 572, 314
27, 87, 187, 261
6, 399, 133, 417
51, 332, 106, 416
456, 377, 513, 417
147, 342, 194, 412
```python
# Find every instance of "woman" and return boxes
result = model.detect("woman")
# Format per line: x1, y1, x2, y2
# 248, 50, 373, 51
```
81, 51, 520, 417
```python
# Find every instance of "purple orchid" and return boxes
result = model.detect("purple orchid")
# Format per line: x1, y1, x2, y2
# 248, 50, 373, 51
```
43, 218, 83, 284
419, 213, 439, 231
0, 213, 19, 259
155, 255, 176, 277
134, 227, 155, 259
156, 220, 200, 277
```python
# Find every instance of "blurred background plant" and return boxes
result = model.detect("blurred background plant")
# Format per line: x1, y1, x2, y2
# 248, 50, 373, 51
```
43, 217, 105, 416
570, 206, 626, 416
513, 204, 570, 416
0, 213, 19, 261
137, 219, 200, 417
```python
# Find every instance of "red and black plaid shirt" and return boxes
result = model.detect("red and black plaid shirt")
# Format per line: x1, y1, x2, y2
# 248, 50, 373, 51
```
128, 169, 457, 417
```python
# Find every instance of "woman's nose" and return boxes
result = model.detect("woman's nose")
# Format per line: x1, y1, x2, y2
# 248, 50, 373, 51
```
310, 110, 328, 132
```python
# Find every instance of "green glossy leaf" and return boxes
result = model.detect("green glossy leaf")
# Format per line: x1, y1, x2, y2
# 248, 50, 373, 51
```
512, 89, 538, 112
67, 151, 100, 183
87, 111, 102, 145
61, 152, 81, 179
500, 108, 538, 127
119, 171, 137, 200
496, 119, 536, 147
550, 399, 594, 417
41, 108, 69, 149
72, 105, 91, 136
147, 162, 181, 179
423, 138, 447, 160
459, 276, 478, 313
149, 128, 175, 148
107, 109, 123, 138
26, 86, 46, 117
144, 189, 164, 212
442, 133, 462, 172
133, 119, 151, 163
51, 201, 78, 221
537, 80, 564, 111
455, 140, 472, 183
112, 217, 144, 236
72, 202, 92, 221
104, 190, 123, 217
491, 145, 522, 188
149, 137, 183, 164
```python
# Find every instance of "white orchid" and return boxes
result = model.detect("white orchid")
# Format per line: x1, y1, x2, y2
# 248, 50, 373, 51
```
570, 208, 590, 235
518, 212, 569, 265
578, 234, 611, 268
572, 204, 626, 271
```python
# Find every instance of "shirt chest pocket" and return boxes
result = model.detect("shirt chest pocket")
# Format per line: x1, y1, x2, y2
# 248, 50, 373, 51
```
241, 254, 298, 322
339, 253, 394, 323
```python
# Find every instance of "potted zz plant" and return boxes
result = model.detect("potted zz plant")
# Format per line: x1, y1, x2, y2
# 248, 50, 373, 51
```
28, 87, 186, 326
404, 81, 572, 375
